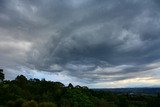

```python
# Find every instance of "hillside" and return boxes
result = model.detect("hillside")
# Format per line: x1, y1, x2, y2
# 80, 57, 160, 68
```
0, 75, 160, 107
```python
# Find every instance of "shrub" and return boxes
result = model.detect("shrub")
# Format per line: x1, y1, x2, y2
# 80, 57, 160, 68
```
39, 102, 57, 107
14, 98, 26, 107
22, 100, 38, 107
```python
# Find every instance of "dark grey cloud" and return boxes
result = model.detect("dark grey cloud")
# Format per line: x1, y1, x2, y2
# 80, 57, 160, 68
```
1, 0, 160, 87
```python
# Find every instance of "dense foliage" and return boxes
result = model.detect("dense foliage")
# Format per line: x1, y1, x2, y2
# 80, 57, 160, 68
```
0, 71, 160, 107
0, 69, 4, 82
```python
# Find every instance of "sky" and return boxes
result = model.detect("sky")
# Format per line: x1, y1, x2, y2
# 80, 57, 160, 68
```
0, 0, 160, 88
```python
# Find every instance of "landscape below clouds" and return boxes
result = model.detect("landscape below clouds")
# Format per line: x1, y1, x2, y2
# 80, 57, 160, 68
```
0, 0, 160, 88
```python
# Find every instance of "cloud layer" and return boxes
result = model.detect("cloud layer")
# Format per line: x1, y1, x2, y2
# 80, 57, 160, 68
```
0, 0, 160, 88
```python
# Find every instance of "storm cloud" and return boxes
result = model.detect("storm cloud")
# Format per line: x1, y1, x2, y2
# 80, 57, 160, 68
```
0, 0, 160, 88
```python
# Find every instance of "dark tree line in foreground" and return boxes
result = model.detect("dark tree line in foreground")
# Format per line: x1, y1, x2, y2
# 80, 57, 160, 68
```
0, 69, 160, 107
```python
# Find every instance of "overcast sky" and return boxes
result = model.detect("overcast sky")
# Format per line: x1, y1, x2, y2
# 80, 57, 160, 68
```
0, 0, 160, 88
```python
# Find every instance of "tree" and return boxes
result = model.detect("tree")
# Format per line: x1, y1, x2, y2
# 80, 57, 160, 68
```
15, 75, 28, 83
68, 83, 73, 89
0, 69, 4, 82
15, 75, 28, 88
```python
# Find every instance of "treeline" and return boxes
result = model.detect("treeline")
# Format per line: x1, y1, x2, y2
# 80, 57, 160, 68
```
0, 71, 160, 107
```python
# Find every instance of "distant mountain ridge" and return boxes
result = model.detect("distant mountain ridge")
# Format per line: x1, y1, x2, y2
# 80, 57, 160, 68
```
92, 87, 160, 95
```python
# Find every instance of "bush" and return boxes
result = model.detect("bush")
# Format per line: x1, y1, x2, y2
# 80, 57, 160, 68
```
7, 100, 15, 107
39, 102, 57, 107
22, 100, 38, 107
14, 98, 26, 107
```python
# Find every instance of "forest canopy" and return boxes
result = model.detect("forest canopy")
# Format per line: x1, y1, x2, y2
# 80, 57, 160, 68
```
0, 71, 160, 107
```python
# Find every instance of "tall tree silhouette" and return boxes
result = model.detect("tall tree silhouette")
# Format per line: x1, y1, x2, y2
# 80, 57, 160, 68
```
15, 75, 28, 89
0, 69, 4, 82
